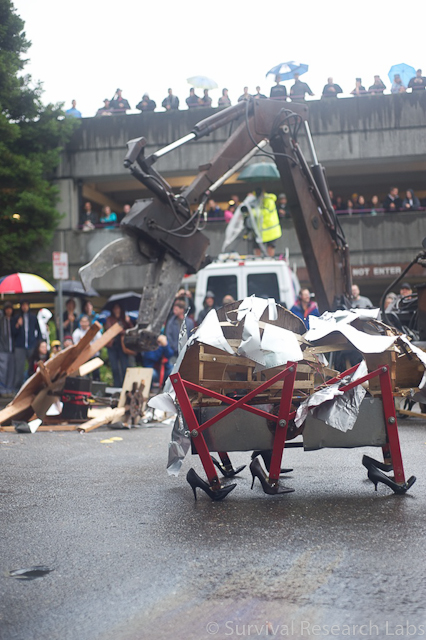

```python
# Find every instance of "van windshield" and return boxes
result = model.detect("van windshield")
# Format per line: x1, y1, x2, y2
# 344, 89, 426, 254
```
247, 273, 280, 301
206, 275, 238, 304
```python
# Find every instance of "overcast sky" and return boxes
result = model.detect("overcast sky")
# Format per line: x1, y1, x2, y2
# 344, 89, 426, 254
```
12, 0, 426, 118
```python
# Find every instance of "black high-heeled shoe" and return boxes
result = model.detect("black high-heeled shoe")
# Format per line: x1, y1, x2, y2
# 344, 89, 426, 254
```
186, 468, 237, 501
211, 456, 246, 478
251, 450, 293, 474
362, 454, 393, 473
367, 465, 416, 494
249, 458, 294, 495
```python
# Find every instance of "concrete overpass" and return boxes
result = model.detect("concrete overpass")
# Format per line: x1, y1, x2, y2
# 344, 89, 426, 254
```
47, 93, 426, 302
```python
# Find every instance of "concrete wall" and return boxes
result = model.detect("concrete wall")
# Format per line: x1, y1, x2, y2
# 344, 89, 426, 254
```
56, 93, 426, 185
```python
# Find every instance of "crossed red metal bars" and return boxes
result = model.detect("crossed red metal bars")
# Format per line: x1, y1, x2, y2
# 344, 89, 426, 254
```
170, 361, 406, 492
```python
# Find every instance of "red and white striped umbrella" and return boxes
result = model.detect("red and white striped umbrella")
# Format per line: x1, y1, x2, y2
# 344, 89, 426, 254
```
0, 273, 56, 294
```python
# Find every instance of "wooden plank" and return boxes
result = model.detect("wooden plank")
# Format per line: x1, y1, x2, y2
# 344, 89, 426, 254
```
77, 357, 103, 377
78, 407, 126, 432
199, 379, 314, 390
68, 323, 122, 375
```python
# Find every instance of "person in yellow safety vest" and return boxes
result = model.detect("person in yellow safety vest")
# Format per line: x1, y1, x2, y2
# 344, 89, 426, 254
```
252, 188, 282, 257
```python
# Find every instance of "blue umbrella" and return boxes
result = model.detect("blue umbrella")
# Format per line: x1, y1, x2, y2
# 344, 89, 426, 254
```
388, 63, 416, 87
266, 61, 309, 81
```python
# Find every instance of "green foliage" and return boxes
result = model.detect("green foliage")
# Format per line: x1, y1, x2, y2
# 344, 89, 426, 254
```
0, 0, 77, 275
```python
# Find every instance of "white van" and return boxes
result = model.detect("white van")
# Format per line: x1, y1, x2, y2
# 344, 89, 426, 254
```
185, 254, 300, 318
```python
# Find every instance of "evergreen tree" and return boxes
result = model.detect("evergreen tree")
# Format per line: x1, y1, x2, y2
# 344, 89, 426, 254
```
0, 0, 76, 276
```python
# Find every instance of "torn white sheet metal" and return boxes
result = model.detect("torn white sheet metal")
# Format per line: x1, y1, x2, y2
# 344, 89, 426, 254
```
237, 296, 268, 321
296, 361, 367, 432
268, 298, 278, 321
253, 323, 304, 372
166, 408, 191, 476
399, 335, 426, 389
305, 313, 396, 353
319, 309, 380, 325
237, 310, 265, 365
194, 309, 234, 355
148, 392, 177, 414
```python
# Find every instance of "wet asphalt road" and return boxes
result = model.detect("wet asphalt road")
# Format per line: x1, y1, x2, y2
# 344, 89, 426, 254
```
1, 418, 426, 640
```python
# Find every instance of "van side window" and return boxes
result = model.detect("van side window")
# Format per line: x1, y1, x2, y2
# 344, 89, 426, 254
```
206, 275, 238, 303
247, 273, 280, 301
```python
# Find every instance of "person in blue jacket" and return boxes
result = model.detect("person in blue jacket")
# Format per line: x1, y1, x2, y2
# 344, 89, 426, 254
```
290, 288, 320, 330
142, 335, 174, 384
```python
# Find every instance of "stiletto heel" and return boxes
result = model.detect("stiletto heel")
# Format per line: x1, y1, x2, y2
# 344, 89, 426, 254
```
367, 465, 416, 494
211, 456, 246, 478
251, 450, 293, 474
362, 454, 393, 473
186, 468, 237, 501
249, 458, 294, 495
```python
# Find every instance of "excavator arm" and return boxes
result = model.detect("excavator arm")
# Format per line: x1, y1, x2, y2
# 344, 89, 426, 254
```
80, 99, 351, 350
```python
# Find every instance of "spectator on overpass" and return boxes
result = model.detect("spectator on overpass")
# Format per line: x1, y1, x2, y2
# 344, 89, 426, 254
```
253, 86, 267, 99
391, 74, 406, 94
351, 284, 373, 308
136, 94, 156, 112
369, 195, 381, 215
368, 75, 386, 95
206, 198, 223, 220
238, 86, 252, 102
269, 77, 287, 100
350, 78, 367, 96
65, 99, 82, 118
96, 99, 113, 116
408, 69, 426, 91
186, 88, 201, 108
402, 189, 420, 211
290, 73, 314, 101
200, 89, 212, 107
218, 88, 231, 108
383, 187, 402, 213
110, 89, 130, 113
162, 88, 179, 111
322, 78, 343, 98
100, 206, 117, 229
81, 201, 98, 231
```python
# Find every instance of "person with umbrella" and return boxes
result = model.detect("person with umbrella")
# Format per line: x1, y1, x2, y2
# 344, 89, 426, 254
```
200, 89, 212, 107
62, 298, 79, 336
391, 74, 406, 94
290, 73, 314, 101
269, 76, 287, 100
0, 301, 15, 395
186, 87, 201, 108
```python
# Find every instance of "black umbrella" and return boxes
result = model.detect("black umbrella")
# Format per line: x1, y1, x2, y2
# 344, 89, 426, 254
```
103, 291, 142, 312
59, 280, 100, 298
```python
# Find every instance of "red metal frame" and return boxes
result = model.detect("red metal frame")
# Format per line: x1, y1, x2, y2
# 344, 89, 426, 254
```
171, 361, 407, 491
171, 363, 297, 490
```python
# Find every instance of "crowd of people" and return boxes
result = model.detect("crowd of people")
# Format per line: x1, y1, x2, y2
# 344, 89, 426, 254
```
64, 69, 426, 119
79, 182, 425, 235
0, 274, 418, 398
